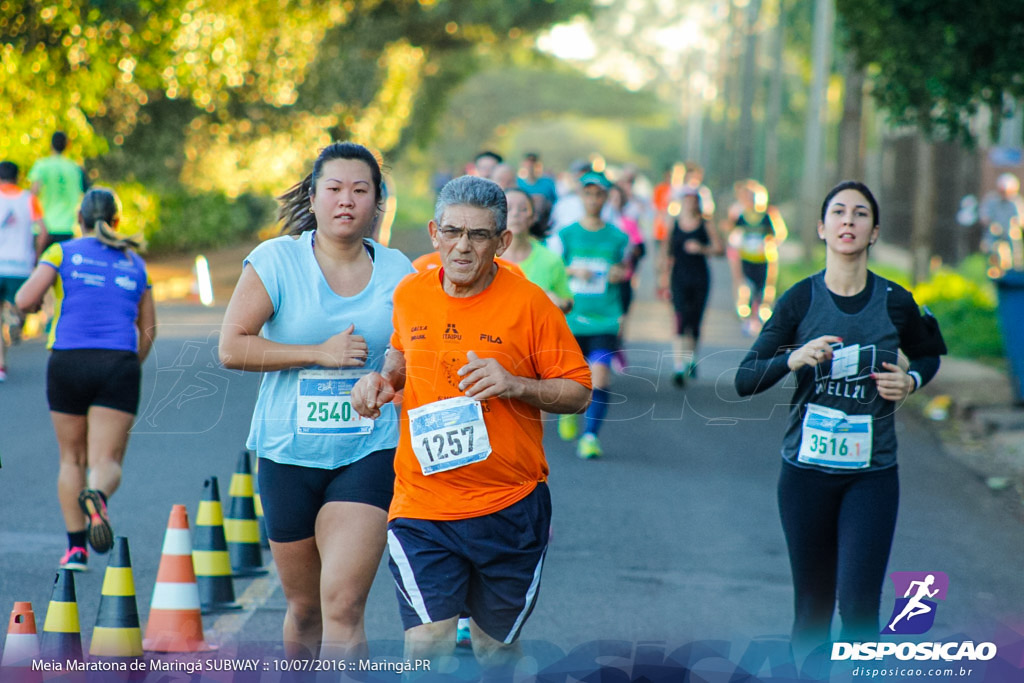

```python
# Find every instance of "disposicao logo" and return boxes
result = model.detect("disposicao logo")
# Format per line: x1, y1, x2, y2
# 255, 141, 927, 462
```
831, 571, 998, 662
882, 571, 948, 635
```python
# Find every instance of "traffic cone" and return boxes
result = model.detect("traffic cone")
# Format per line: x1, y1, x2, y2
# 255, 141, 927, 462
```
224, 451, 267, 577
39, 570, 82, 662
193, 477, 241, 613
143, 505, 215, 652
89, 537, 142, 659
2, 601, 40, 667
253, 457, 270, 550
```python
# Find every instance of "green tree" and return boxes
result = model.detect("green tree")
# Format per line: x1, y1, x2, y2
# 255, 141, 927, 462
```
2, 0, 590, 247
837, 0, 1024, 142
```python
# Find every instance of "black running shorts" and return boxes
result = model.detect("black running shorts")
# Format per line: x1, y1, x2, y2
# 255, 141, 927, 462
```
257, 448, 396, 543
47, 349, 141, 415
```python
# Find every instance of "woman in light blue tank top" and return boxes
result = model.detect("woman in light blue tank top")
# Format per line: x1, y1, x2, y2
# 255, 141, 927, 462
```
220, 143, 413, 660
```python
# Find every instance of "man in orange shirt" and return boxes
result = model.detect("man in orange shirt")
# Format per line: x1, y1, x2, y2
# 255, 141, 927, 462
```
352, 175, 591, 672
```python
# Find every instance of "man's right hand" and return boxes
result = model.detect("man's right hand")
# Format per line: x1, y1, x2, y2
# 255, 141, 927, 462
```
351, 371, 396, 419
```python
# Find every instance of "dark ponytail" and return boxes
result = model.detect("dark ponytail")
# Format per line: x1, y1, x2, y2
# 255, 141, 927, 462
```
80, 187, 142, 251
277, 174, 317, 236
277, 142, 384, 236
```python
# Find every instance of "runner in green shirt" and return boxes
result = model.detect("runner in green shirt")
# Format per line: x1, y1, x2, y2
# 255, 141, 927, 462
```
29, 132, 86, 254
502, 187, 572, 313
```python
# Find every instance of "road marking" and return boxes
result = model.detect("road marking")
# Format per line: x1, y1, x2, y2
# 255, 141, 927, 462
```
208, 561, 279, 642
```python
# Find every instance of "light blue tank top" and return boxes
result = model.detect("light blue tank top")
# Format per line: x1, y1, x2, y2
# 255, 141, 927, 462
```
243, 231, 414, 468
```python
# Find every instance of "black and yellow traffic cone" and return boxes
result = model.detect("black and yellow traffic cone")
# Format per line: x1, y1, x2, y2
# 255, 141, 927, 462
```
193, 477, 241, 613
253, 457, 270, 550
224, 451, 267, 577
39, 570, 82, 662
89, 536, 143, 660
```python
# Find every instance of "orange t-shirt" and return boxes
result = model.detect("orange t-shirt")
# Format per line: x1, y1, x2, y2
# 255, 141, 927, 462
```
0, 183, 43, 219
652, 182, 671, 242
389, 267, 592, 521
411, 250, 526, 278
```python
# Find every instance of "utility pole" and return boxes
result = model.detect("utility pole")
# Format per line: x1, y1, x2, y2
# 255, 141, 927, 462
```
799, 0, 835, 259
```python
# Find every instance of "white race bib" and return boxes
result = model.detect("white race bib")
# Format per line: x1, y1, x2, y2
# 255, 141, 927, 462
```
296, 369, 375, 436
408, 396, 492, 475
568, 257, 609, 295
798, 403, 872, 469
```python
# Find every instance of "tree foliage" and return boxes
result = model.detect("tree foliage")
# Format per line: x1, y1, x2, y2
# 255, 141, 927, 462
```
429, 63, 662, 170
837, 0, 1024, 142
1, 0, 590, 196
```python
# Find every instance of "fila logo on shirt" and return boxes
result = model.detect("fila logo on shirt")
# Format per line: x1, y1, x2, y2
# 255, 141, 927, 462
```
443, 323, 461, 341
479, 333, 503, 344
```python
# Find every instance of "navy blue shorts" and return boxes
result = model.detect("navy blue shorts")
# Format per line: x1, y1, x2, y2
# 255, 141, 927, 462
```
258, 448, 396, 543
574, 334, 619, 366
387, 482, 551, 644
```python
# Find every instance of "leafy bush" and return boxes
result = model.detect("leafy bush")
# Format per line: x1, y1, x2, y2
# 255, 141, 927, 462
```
913, 265, 1003, 361
145, 191, 276, 254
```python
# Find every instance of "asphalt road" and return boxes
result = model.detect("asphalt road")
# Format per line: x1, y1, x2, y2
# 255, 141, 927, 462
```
2, 258, 1023, 680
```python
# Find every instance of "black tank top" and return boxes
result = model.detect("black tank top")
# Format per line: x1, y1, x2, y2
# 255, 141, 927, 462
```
669, 219, 710, 283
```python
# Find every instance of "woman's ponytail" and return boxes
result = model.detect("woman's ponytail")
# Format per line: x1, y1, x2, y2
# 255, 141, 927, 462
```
277, 173, 316, 236
80, 187, 142, 251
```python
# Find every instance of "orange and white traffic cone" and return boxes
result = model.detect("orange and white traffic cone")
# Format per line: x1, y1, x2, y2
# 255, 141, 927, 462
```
193, 477, 241, 613
142, 505, 215, 652
89, 537, 143, 660
2, 601, 40, 668
39, 570, 83, 662
225, 451, 267, 577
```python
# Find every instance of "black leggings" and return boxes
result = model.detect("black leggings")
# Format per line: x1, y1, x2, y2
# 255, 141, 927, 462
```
778, 461, 899, 650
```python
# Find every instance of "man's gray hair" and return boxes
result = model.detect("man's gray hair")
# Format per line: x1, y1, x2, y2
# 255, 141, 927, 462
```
434, 175, 508, 233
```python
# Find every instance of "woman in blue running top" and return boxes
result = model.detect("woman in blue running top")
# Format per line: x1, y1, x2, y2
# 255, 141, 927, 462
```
219, 142, 413, 661
16, 187, 156, 572
734, 181, 946, 658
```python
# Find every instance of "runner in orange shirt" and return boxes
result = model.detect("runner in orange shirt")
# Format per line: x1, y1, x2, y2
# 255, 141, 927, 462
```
352, 175, 591, 675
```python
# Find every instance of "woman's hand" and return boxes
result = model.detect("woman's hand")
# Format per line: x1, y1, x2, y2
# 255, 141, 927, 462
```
873, 361, 915, 401
318, 323, 368, 367
787, 335, 843, 372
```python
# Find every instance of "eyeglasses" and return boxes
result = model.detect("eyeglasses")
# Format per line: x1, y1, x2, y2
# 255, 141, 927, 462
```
437, 227, 500, 243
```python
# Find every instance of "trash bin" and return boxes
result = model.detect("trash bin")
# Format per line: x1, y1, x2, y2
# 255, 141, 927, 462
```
994, 270, 1024, 404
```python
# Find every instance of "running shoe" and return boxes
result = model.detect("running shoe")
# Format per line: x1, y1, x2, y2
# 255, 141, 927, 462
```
557, 414, 579, 441
455, 618, 472, 649
577, 433, 602, 460
687, 362, 697, 379
59, 547, 88, 572
0, 366, 6, 383
78, 489, 113, 554
672, 371, 686, 389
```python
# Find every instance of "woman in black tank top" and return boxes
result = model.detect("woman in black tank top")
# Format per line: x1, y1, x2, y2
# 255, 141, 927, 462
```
735, 181, 945, 660
659, 190, 723, 386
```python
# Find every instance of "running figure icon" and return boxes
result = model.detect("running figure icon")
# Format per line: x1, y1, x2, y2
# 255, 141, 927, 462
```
888, 574, 939, 631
